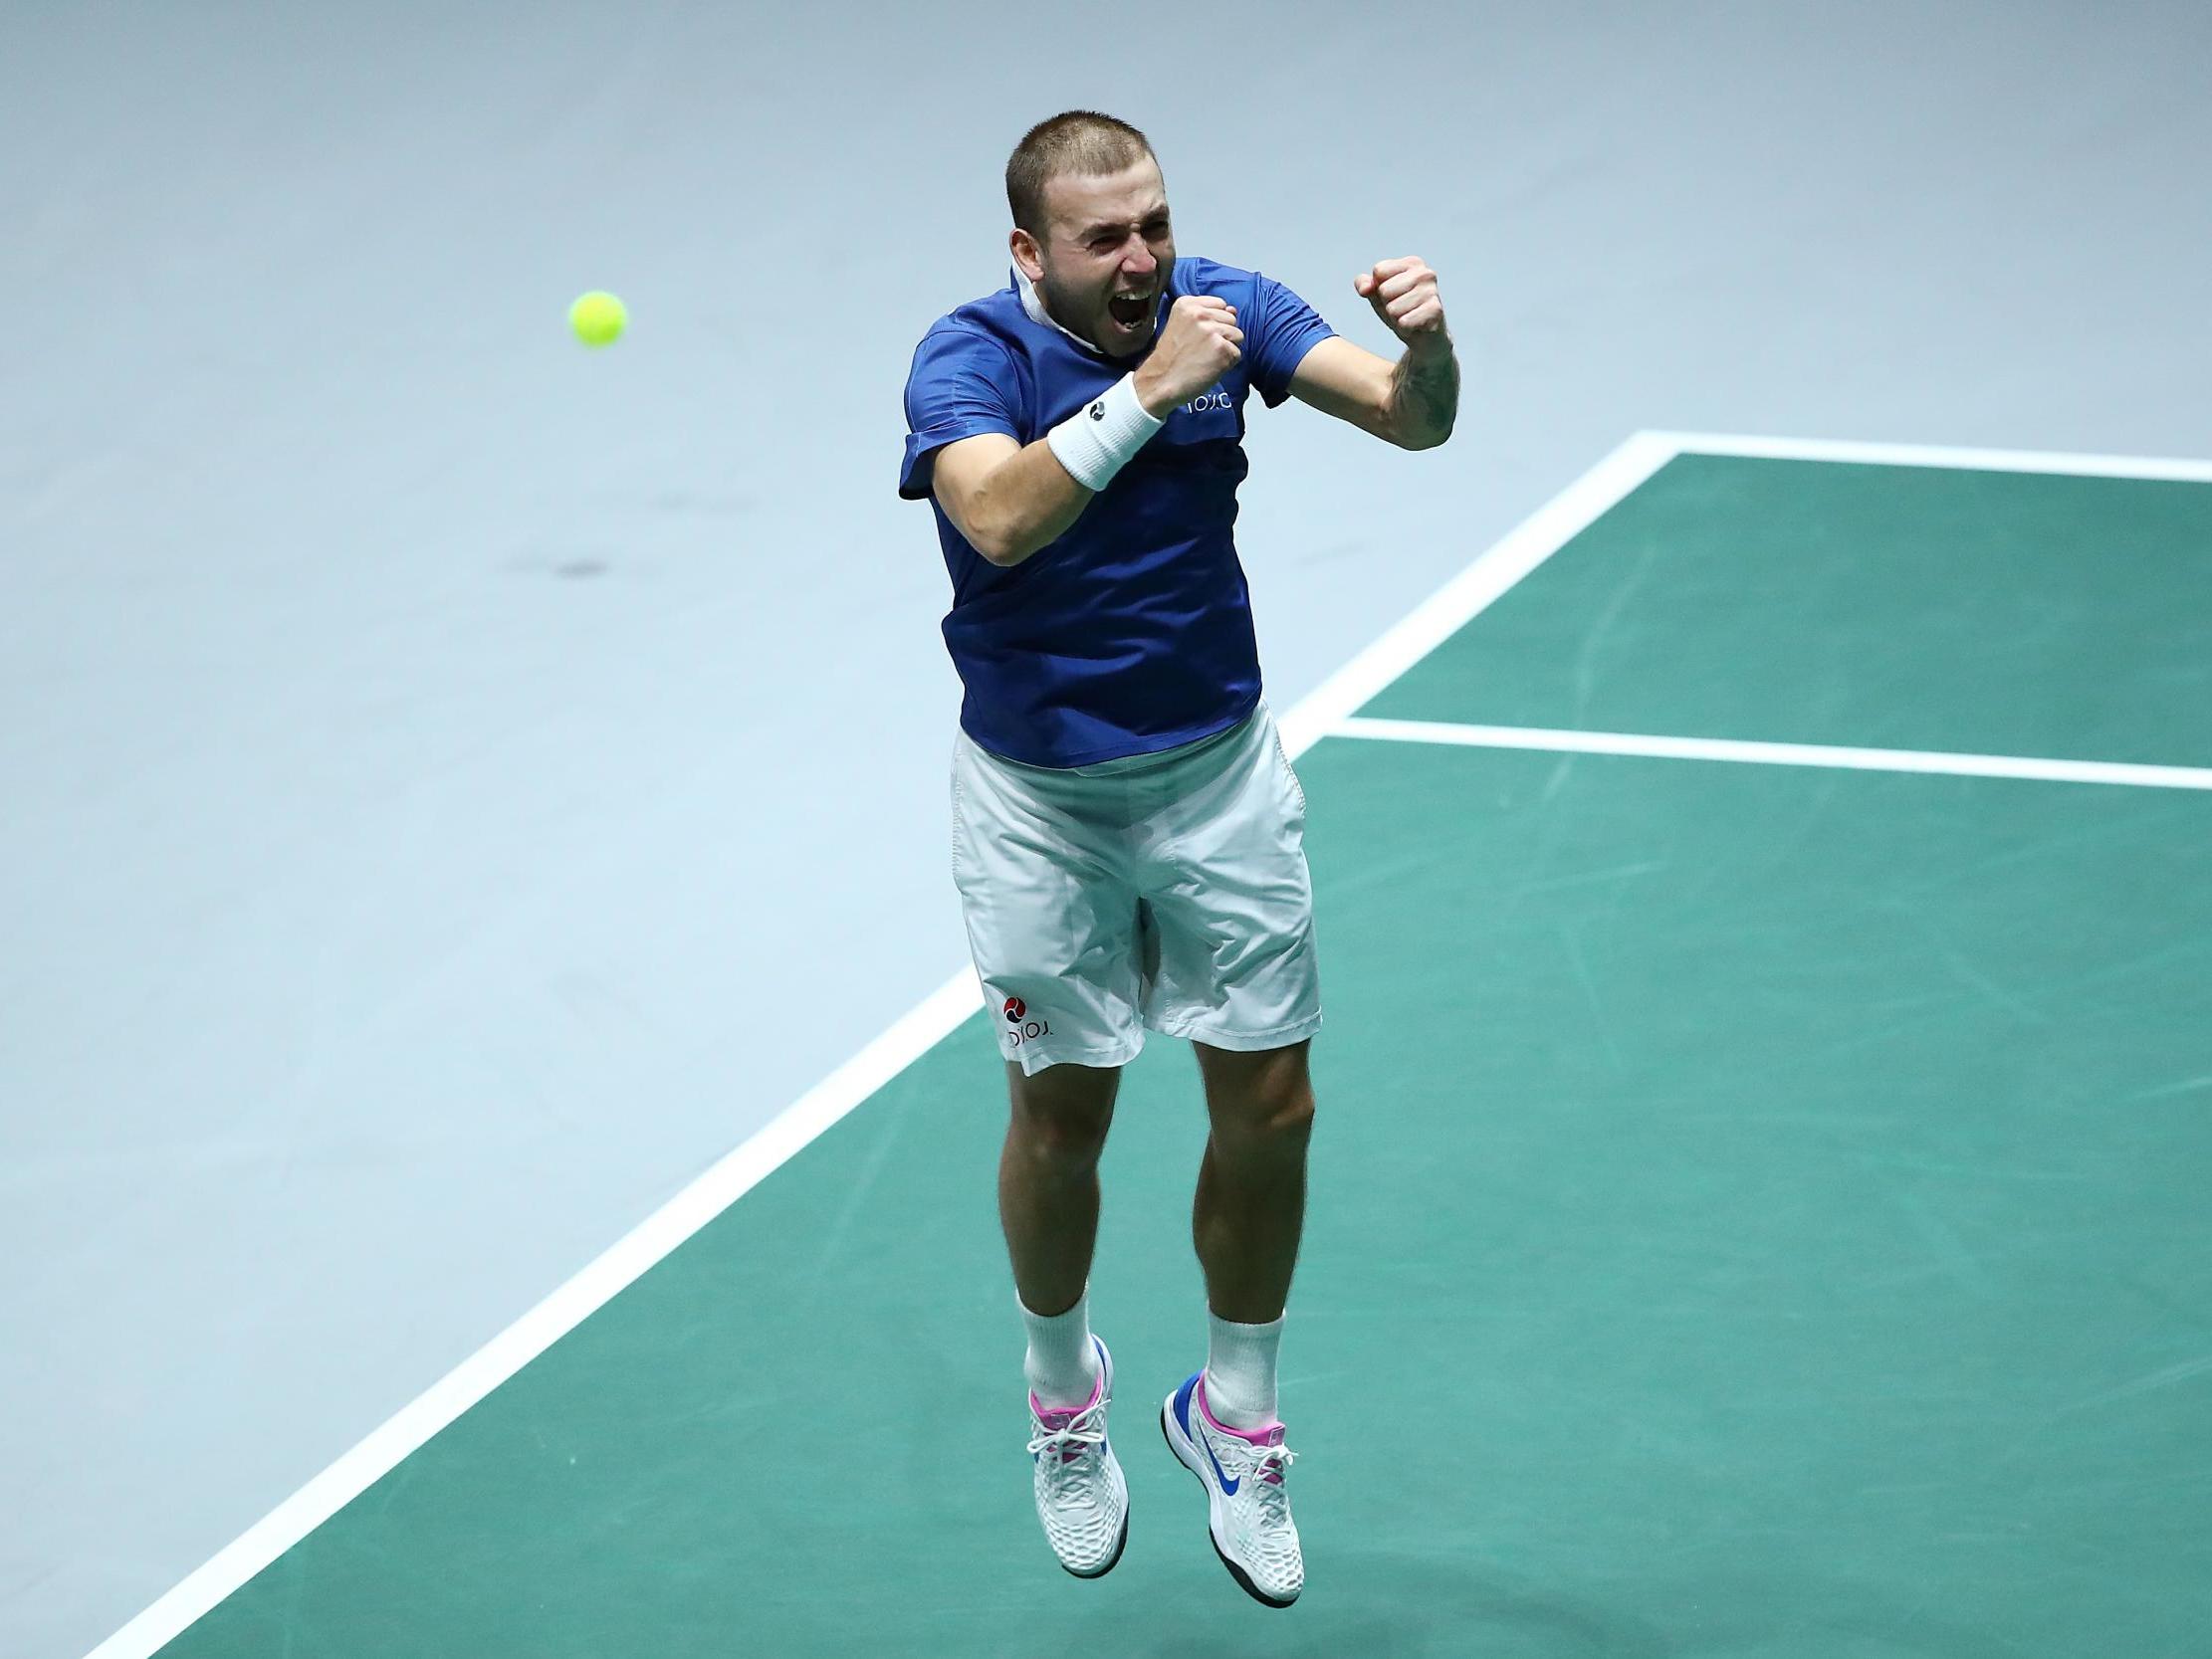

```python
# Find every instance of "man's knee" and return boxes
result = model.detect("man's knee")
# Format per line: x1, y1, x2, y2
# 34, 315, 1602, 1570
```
1006, 1059, 1120, 1167
1196, 1039, 1317, 1147
1242, 1079, 1317, 1146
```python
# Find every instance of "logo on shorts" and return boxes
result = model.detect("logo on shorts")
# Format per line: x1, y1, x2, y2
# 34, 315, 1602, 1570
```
1001, 995, 1050, 1049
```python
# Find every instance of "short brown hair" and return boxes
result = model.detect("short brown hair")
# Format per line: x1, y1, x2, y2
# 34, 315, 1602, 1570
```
1005, 110, 1157, 240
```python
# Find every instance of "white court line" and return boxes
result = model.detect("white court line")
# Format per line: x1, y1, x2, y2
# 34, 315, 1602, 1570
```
83, 434, 1680, 1659
1654, 430, 2212, 483
1334, 718, 2212, 792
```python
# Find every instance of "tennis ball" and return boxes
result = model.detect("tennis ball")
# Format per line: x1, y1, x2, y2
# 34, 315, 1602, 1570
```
568, 291, 627, 347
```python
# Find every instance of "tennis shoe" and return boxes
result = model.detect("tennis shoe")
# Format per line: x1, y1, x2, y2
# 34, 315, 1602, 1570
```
1026, 1335, 1129, 1578
1160, 1370, 1302, 1606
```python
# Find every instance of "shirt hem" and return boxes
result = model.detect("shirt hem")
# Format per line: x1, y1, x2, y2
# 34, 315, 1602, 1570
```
964, 691, 1264, 771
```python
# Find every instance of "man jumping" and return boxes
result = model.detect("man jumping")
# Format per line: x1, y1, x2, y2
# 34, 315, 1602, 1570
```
897, 109, 1457, 1607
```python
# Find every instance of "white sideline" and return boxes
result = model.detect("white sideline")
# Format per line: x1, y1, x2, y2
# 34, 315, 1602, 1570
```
1334, 718, 2212, 792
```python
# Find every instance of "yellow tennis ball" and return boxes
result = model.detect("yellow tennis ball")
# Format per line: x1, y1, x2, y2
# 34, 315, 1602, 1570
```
568, 291, 627, 347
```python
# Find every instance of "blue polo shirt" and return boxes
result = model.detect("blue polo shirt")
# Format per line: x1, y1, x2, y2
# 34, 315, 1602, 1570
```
899, 255, 1335, 768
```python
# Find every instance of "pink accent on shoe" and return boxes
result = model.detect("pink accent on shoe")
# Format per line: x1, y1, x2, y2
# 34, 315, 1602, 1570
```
1029, 1339, 1106, 1432
1195, 1372, 1286, 1447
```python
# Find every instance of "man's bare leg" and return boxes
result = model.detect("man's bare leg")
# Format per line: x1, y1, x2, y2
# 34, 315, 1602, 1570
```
1191, 1038, 1316, 1328
1163, 1036, 1315, 1607
1000, 1058, 1120, 1408
1002, 1057, 1130, 1575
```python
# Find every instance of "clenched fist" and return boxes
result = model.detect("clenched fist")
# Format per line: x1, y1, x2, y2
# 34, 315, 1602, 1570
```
1354, 257, 1448, 353
1133, 296, 1243, 417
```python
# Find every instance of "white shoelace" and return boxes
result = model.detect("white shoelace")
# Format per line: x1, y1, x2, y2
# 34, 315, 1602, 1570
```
1250, 1443, 1296, 1519
1027, 1402, 1109, 1496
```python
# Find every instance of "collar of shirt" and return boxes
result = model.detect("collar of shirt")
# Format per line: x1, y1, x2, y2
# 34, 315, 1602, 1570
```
1012, 264, 1110, 359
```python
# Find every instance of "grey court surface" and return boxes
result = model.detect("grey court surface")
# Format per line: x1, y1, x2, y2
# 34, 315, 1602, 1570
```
86, 436, 2212, 1656
8, 3, 2212, 1655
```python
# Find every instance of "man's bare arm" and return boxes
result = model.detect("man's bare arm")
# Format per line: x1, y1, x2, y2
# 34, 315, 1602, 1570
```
931, 433, 1093, 567
1387, 340, 1458, 451
1294, 255, 1455, 451
1286, 334, 1458, 451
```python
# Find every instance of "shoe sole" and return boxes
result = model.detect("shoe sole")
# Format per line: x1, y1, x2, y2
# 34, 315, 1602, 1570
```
1058, 1497, 1131, 1579
1158, 1397, 1298, 1608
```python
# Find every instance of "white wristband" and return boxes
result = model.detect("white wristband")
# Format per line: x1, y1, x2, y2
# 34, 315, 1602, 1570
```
1046, 374, 1165, 493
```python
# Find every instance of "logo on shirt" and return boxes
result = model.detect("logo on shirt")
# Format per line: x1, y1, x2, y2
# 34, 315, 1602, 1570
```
1180, 388, 1231, 415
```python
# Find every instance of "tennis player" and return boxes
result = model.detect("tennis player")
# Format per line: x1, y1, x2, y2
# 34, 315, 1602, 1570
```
898, 110, 1457, 1607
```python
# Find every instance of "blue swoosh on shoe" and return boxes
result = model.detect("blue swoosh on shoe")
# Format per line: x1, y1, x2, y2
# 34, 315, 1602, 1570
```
1205, 1436, 1241, 1496
1174, 1374, 1239, 1495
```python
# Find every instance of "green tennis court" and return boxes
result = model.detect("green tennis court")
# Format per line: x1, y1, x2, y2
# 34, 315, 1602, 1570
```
119, 438, 2212, 1658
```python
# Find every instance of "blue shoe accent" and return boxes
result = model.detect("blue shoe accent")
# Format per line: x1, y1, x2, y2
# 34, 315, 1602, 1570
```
1205, 1437, 1240, 1496
1172, 1371, 1203, 1439
1173, 1372, 1241, 1495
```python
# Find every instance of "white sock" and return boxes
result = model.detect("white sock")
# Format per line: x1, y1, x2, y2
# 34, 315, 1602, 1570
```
1203, 1310, 1285, 1429
1020, 1286, 1101, 1411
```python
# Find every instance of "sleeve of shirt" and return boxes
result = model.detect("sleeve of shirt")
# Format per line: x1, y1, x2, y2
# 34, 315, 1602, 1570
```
1244, 271, 1338, 410
899, 327, 1024, 501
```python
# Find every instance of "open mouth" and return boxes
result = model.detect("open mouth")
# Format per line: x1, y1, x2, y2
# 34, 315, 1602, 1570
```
1106, 291, 1152, 328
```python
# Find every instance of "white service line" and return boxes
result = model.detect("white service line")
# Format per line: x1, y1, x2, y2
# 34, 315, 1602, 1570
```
1332, 717, 2212, 792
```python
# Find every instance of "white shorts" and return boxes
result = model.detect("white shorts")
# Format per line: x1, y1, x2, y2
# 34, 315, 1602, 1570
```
951, 699, 1323, 1076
